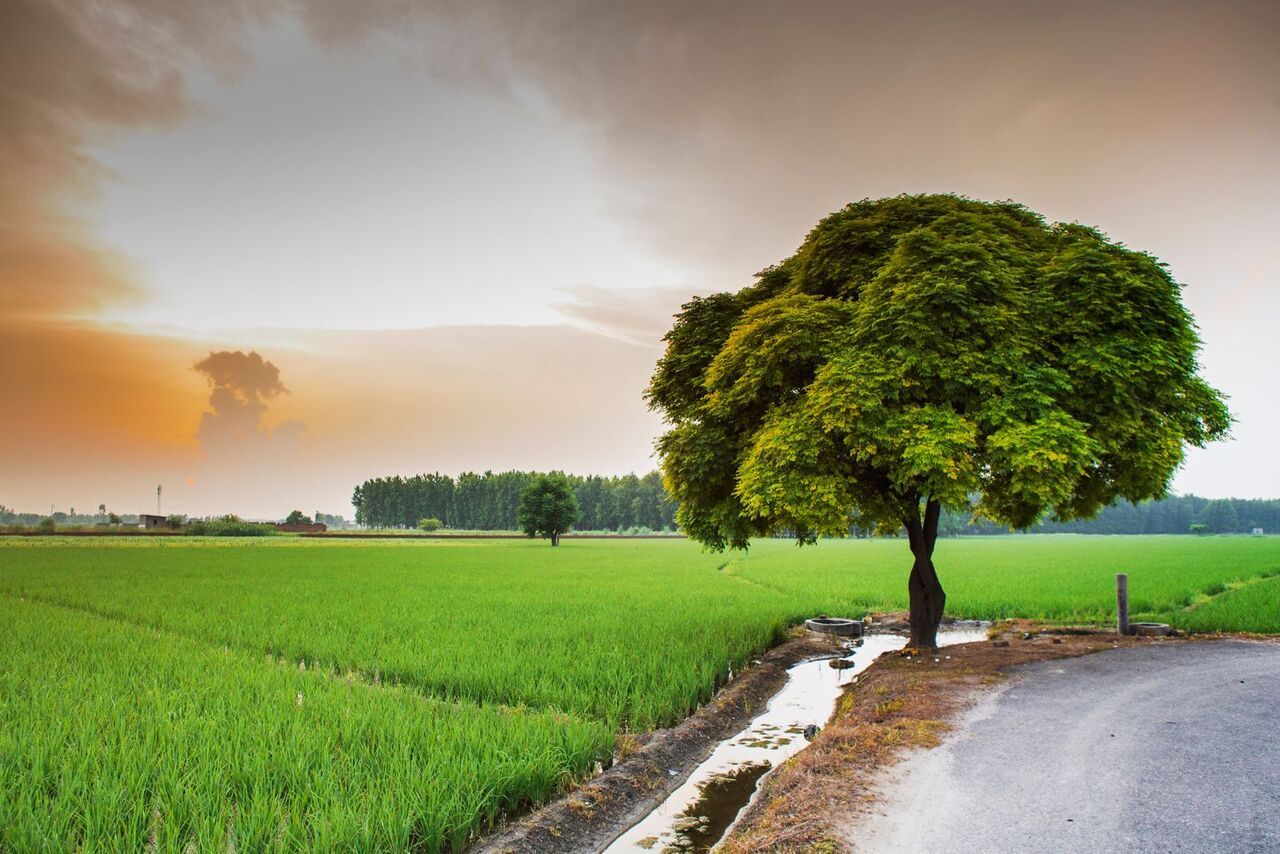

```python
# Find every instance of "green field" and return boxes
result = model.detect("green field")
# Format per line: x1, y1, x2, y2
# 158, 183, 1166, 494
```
2, 535, 1277, 850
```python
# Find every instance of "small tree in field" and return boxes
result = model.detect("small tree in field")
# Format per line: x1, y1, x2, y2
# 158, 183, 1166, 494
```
518, 473, 580, 546
284, 510, 312, 526
418, 517, 443, 532
648, 195, 1230, 648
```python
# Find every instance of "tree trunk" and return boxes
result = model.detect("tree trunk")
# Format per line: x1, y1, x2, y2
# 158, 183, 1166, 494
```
904, 499, 946, 649
551, 532, 559, 547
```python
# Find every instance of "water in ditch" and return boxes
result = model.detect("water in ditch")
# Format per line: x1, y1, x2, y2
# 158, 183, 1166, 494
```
605, 624, 989, 852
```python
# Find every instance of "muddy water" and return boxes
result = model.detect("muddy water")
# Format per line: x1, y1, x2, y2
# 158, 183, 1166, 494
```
605, 625, 989, 853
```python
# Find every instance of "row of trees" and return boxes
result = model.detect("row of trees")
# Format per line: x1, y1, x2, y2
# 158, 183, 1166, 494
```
348, 470, 1275, 536
937, 496, 1276, 536
0, 507, 129, 526
351, 471, 676, 531
4, 493, 1273, 536
281, 510, 353, 528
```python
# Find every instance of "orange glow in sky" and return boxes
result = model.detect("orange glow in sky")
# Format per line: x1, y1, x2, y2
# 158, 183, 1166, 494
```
2, 1, 1276, 518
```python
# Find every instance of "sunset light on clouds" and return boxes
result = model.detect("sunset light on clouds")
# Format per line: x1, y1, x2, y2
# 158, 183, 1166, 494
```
2, 0, 1277, 519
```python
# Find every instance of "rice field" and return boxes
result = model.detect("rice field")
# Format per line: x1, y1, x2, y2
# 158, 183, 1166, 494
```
1164, 574, 1280, 634
0, 597, 607, 851
1, 534, 1277, 850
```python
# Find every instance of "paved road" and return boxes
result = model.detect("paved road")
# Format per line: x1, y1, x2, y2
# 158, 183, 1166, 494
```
856, 641, 1280, 854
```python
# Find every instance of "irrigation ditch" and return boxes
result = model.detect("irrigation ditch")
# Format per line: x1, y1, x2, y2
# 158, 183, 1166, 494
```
471, 616, 1209, 854
473, 618, 988, 854
472, 628, 838, 854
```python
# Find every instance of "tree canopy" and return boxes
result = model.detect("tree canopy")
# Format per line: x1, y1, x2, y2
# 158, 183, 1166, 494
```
517, 473, 581, 546
648, 194, 1231, 645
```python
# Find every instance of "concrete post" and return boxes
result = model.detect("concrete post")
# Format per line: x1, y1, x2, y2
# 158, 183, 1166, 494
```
1116, 573, 1130, 636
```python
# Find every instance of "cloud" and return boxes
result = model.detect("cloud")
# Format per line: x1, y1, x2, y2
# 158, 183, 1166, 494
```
193, 350, 287, 403
16, 1, 1276, 318
484, 1, 1279, 273
555, 285, 703, 346
192, 350, 301, 457
0, 0, 276, 318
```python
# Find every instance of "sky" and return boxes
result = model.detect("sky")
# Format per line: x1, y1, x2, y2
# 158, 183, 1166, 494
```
2, 0, 1277, 519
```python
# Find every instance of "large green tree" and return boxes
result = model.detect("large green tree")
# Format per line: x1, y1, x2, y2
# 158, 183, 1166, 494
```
648, 195, 1230, 647
517, 473, 580, 546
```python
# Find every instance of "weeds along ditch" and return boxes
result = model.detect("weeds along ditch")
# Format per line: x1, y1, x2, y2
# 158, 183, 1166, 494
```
1, 534, 1277, 850
1165, 573, 1280, 633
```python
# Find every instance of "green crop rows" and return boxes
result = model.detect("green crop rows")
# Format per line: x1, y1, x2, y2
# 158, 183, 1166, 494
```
2, 534, 1277, 850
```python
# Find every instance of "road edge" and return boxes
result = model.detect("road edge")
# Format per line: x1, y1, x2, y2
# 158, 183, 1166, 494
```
719, 623, 1168, 853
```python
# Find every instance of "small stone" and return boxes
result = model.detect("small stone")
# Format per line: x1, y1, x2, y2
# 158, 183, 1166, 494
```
991, 640, 1010, 648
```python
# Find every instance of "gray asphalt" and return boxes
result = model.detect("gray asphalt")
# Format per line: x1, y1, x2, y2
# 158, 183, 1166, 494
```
856, 641, 1280, 854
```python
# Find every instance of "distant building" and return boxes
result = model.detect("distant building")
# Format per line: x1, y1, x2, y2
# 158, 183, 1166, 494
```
275, 522, 328, 533
139, 514, 171, 530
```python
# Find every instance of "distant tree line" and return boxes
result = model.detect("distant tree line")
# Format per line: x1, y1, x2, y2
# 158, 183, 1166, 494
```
350, 471, 676, 532
0, 506, 136, 527
2, 493, 1275, 536
937, 495, 1278, 536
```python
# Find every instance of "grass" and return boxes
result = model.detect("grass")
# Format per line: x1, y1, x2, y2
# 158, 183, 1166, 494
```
1166, 573, 1280, 634
1, 534, 1277, 850
0, 596, 608, 851
727, 535, 1280, 625
0, 539, 798, 729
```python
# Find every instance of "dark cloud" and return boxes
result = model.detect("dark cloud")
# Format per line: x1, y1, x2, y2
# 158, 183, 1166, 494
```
457, 0, 1280, 273
11, 0, 1277, 317
0, 0, 276, 317
193, 350, 287, 401
193, 349, 301, 456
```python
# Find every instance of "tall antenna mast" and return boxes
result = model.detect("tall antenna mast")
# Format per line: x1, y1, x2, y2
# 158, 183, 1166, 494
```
156, 484, 162, 516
